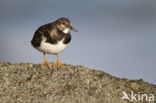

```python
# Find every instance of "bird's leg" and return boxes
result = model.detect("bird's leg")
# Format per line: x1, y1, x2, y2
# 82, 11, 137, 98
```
53, 54, 64, 68
40, 53, 52, 68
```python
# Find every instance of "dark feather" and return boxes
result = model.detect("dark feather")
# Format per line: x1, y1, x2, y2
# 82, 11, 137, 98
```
31, 22, 71, 48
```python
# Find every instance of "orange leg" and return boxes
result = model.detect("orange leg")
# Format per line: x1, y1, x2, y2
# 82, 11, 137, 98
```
40, 53, 52, 68
53, 54, 64, 68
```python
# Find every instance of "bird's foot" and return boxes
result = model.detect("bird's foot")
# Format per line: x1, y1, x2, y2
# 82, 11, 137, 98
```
40, 60, 52, 68
53, 62, 64, 68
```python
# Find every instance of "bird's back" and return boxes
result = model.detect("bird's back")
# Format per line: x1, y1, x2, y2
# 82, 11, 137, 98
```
31, 22, 71, 48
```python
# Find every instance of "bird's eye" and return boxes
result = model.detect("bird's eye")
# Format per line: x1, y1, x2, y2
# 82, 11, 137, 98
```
62, 22, 66, 25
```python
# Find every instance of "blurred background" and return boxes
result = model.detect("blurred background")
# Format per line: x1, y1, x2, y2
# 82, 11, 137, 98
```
0, 0, 156, 84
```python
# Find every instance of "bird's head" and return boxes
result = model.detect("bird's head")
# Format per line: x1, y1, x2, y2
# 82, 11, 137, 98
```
55, 17, 78, 34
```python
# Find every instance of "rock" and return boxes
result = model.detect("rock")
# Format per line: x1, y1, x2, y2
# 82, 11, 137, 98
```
0, 61, 155, 103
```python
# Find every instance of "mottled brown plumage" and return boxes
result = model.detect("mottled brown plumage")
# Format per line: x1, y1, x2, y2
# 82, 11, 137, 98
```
31, 17, 78, 68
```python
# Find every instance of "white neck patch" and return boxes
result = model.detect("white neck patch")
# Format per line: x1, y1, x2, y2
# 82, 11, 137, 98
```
63, 28, 70, 34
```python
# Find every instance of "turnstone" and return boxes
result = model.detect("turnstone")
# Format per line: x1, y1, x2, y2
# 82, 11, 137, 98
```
31, 17, 78, 68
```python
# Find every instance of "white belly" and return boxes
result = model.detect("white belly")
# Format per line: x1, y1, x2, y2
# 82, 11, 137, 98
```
37, 36, 69, 54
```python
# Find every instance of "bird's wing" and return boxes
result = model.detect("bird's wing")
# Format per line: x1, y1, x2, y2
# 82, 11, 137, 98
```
31, 27, 44, 47
49, 28, 57, 37
41, 23, 58, 38
31, 23, 51, 47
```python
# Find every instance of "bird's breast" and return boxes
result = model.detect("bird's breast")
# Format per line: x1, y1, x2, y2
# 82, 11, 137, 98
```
37, 36, 69, 54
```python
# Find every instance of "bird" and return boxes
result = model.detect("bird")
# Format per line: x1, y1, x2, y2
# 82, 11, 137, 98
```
31, 17, 78, 68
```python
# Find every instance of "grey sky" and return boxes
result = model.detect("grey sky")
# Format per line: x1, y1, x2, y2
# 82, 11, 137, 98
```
0, 0, 156, 84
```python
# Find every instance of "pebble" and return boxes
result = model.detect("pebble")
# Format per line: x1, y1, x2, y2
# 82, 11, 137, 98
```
0, 62, 155, 103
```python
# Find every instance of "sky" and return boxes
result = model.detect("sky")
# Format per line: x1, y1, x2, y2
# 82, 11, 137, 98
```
0, 0, 156, 84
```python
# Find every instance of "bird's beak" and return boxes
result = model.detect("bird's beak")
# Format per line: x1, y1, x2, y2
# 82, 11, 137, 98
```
70, 26, 78, 32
